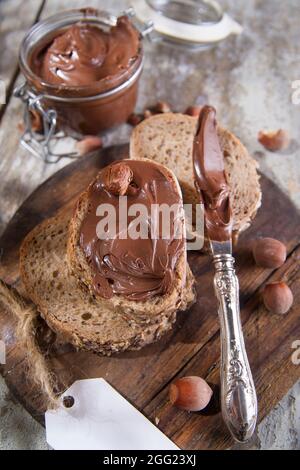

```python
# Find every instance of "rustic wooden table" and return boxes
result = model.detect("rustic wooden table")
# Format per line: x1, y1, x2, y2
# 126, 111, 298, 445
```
0, 0, 299, 450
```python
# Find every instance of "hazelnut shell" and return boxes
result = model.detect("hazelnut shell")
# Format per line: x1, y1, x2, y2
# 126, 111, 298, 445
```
253, 238, 286, 269
154, 101, 172, 113
169, 376, 213, 412
263, 282, 293, 315
104, 163, 133, 196
184, 105, 202, 117
76, 136, 103, 156
258, 129, 290, 152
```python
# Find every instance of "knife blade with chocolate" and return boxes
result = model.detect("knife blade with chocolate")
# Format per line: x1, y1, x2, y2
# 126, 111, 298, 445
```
193, 105, 257, 442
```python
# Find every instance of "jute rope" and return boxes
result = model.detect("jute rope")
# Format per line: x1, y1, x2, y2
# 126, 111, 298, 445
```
0, 279, 59, 408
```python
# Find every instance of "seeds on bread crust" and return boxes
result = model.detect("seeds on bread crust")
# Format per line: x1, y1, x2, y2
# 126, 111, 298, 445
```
129, 113, 261, 238
19, 210, 195, 354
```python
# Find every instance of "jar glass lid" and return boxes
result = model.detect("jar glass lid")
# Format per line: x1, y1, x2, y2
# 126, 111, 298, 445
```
130, 0, 242, 48
146, 0, 222, 25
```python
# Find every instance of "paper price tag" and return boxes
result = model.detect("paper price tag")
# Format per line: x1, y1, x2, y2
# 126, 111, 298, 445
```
46, 378, 179, 450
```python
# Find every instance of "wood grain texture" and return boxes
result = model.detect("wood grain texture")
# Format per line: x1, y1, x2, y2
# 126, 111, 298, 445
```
1, 0, 299, 235
0, 145, 299, 449
0, 0, 130, 237
0, 0, 44, 116
0, 0, 299, 449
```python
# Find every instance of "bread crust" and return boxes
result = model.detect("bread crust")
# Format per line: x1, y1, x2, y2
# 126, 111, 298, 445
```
130, 113, 262, 237
20, 160, 196, 355
67, 158, 189, 326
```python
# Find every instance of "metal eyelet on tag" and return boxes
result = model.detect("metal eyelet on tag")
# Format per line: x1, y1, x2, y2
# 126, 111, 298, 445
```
14, 83, 78, 164
46, 378, 179, 450
62, 395, 75, 408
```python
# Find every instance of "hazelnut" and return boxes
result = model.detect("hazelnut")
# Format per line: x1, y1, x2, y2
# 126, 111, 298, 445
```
18, 110, 43, 134
143, 109, 153, 119
76, 136, 103, 156
17, 120, 25, 133
127, 113, 143, 126
104, 163, 133, 196
153, 101, 172, 113
253, 238, 286, 269
29, 109, 43, 133
169, 376, 213, 412
184, 105, 202, 117
258, 129, 290, 152
263, 282, 293, 314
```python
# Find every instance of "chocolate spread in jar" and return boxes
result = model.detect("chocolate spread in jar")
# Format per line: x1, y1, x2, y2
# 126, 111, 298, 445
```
31, 15, 140, 90
79, 160, 184, 301
193, 106, 233, 242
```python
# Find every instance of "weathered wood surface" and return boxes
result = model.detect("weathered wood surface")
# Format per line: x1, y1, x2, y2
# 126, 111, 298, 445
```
0, 145, 299, 449
0, 0, 299, 451
1, 0, 300, 239
0, 0, 44, 116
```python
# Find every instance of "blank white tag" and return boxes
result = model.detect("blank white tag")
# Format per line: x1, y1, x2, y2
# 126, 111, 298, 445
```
45, 378, 179, 450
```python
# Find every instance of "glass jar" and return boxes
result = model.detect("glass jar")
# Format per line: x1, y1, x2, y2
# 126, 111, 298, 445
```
17, 9, 146, 152
15, 2, 241, 162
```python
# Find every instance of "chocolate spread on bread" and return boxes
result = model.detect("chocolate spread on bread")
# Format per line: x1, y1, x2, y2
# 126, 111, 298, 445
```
79, 160, 184, 301
193, 106, 233, 242
31, 16, 140, 88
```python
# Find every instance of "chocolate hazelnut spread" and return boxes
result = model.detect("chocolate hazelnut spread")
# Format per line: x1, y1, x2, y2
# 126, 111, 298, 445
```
193, 106, 233, 242
20, 9, 143, 135
20, 12, 143, 134
80, 160, 184, 301
32, 16, 140, 90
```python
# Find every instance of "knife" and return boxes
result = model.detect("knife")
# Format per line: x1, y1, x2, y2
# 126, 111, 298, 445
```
193, 105, 257, 442
210, 238, 257, 442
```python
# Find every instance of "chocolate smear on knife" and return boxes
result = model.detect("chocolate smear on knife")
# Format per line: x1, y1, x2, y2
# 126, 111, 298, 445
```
193, 106, 233, 242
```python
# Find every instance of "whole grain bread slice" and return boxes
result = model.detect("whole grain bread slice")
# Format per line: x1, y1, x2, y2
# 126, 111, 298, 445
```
130, 113, 262, 237
20, 209, 195, 355
67, 158, 193, 326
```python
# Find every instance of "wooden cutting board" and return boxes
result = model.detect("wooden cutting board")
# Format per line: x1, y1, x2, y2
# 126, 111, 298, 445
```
0, 144, 299, 450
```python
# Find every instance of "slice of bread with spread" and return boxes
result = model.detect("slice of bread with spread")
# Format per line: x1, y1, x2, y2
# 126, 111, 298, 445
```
20, 159, 196, 355
130, 113, 262, 237
67, 159, 194, 326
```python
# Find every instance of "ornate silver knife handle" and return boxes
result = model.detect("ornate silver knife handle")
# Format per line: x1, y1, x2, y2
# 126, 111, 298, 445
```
213, 254, 257, 442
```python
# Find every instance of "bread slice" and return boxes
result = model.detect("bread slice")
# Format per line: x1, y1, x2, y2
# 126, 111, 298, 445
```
130, 113, 262, 237
20, 209, 195, 355
67, 159, 193, 326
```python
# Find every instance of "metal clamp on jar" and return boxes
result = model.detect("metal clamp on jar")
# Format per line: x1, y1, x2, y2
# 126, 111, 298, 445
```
15, 1, 241, 163
14, 8, 152, 163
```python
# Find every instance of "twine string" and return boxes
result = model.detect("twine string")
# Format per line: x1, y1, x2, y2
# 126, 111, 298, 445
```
0, 279, 59, 408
